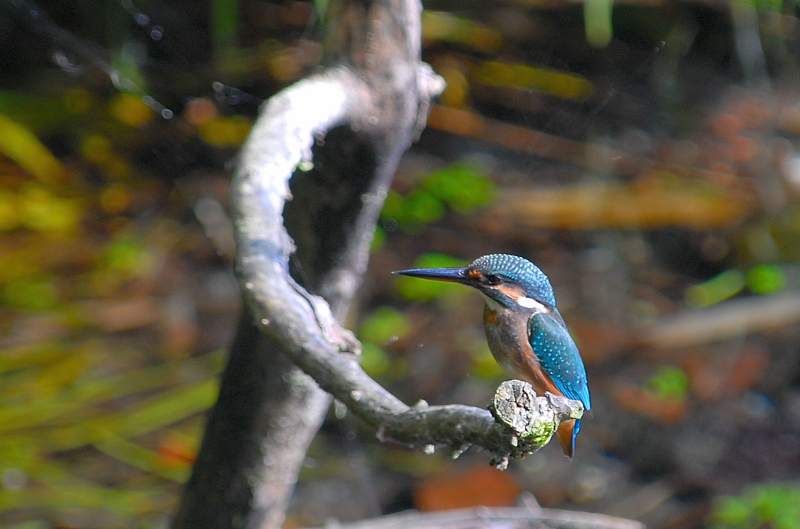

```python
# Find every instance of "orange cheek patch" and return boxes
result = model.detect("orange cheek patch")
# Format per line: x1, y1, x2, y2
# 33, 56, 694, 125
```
495, 284, 523, 301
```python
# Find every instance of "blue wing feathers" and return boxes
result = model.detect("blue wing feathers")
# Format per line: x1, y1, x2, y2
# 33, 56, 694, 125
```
529, 311, 591, 410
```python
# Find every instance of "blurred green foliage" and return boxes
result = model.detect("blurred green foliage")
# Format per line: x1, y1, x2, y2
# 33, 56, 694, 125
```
102, 235, 152, 277
109, 93, 153, 127
313, 0, 329, 20
358, 307, 412, 377
646, 365, 688, 401
685, 270, 745, 308
476, 61, 594, 101
395, 253, 468, 303
709, 482, 800, 529
746, 0, 783, 12
584, 0, 613, 48
685, 263, 789, 307
1, 277, 59, 310
0, 114, 63, 183
370, 225, 387, 253
0, 91, 86, 130
468, 341, 506, 380
18, 185, 83, 233
0, 82, 222, 524
110, 47, 148, 96
746, 264, 786, 294
422, 11, 502, 53
421, 163, 496, 214
359, 306, 413, 345
212, 0, 239, 62
750, 205, 800, 263
381, 162, 495, 230
382, 189, 445, 228
359, 342, 391, 377
0, 342, 224, 520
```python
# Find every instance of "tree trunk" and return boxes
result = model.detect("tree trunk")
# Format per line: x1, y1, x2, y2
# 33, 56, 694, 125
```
172, 309, 331, 529
173, 1, 435, 527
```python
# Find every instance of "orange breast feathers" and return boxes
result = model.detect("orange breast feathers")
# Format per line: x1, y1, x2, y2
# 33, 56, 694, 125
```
483, 305, 562, 397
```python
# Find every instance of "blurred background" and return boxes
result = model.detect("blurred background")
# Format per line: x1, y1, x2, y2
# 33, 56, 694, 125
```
1, 0, 800, 527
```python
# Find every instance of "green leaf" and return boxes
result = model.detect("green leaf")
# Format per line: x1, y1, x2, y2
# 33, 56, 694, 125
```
359, 306, 412, 344
685, 269, 745, 308
711, 496, 753, 526
381, 189, 445, 228
709, 482, 800, 528
395, 253, 468, 303
421, 163, 495, 213
1, 277, 58, 310
747, 265, 786, 294
646, 365, 688, 401
359, 342, 391, 377
584, 0, 613, 48
314, 0, 328, 20
371, 225, 386, 253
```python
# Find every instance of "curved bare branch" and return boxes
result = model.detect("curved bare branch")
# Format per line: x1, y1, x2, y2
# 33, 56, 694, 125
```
229, 67, 581, 468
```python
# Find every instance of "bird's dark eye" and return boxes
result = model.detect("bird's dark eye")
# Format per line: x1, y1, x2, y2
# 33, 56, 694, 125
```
484, 275, 502, 286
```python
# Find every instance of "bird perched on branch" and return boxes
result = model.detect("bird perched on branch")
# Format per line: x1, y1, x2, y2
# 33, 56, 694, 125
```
395, 254, 590, 458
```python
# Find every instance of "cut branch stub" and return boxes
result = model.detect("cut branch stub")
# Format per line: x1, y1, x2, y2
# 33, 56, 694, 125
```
371, 380, 584, 471
490, 380, 585, 468
492, 380, 557, 445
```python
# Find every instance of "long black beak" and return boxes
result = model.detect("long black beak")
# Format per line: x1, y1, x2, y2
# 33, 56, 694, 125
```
392, 266, 471, 284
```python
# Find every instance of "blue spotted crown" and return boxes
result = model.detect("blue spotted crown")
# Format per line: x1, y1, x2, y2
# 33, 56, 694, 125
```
467, 254, 556, 307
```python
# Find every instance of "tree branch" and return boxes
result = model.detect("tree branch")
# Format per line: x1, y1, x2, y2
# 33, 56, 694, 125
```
178, 0, 587, 527
307, 504, 645, 529
176, 2, 445, 527
227, 14, 581, 471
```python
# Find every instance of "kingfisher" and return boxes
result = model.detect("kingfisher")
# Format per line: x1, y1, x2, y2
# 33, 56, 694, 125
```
395, 254, 590, 458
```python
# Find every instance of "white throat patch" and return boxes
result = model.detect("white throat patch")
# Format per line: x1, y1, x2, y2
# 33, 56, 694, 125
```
517, 296, 545, 310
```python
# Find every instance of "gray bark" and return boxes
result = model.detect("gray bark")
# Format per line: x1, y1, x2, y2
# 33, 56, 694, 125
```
174, 1, 443, 527
174, 1, 586, 527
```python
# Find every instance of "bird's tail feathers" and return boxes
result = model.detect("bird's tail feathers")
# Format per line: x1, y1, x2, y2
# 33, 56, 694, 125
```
556, 418, 581, 459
